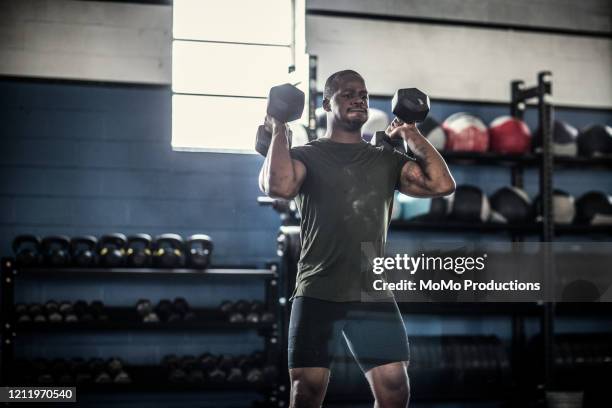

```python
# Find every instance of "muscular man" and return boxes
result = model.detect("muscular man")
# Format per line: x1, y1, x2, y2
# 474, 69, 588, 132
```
259, 70, 455, 408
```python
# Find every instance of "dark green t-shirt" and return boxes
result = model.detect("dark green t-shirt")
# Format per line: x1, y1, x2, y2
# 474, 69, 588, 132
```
289, 138, 411, 302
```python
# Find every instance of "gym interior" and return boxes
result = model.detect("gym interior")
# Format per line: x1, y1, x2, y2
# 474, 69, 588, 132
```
0, 1, 611, 407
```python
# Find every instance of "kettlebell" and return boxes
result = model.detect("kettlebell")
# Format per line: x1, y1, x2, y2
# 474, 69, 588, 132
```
41, 235, 71, 267
12, 234, 42, 267
126, 234, 153, 267
70, 236, 98, 268
98, 233, 127, 267
186, 234, 213, 269
153, 233, 184, 268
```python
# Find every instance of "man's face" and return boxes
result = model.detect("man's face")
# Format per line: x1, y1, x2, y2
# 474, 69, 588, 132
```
325, 77, 369, 131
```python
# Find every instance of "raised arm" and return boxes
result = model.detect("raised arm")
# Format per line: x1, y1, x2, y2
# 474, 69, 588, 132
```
258, 116, 307, 200
388, 118, 455, 198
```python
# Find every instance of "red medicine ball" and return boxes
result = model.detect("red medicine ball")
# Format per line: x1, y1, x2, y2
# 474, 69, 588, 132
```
443, 112, 489, 152
488, 116, 532, 154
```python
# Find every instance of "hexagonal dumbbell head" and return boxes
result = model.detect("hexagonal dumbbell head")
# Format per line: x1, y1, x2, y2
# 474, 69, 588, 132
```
266, 84, 305, 123
392, 88, 430, 123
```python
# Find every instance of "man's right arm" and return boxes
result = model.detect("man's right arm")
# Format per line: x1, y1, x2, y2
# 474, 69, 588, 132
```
259, 116, 307, 200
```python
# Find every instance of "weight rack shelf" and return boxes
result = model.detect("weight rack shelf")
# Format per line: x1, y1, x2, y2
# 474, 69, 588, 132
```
11, 266, 277, 279
14, 307, 276, 333
9, 364, 276, 394
390, 220, 612, 235
441, 151, 612, 169
399, 302, 612, 317
0, 258, 283, 406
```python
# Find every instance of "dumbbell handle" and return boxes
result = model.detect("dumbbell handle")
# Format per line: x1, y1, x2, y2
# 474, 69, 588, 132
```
255, 125, 293, 157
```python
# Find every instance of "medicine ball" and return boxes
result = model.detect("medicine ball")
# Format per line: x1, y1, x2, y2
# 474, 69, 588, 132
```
443, 112, 489, 152
533, 120, 578, 156
449, 185, 491, 222
489, 186, 532, 223
574, 191, 612, 225
410, 196, 452, 222
418, 116, 446, 151
361, 108, 390, 143
399, 196, 431, 221
315, 107, 327, 139
533, 190, 575, 224
577, 124, 612, 157
488, 116, 531, 154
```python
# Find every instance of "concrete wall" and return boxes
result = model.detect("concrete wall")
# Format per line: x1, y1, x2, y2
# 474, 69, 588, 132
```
305, 13, 612, 108
0, 0, 171, 84
307, 0, 612, 34
1, 0, 611, 107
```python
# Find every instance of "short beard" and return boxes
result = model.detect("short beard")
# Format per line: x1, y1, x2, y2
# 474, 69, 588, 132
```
343, 119, 365, 132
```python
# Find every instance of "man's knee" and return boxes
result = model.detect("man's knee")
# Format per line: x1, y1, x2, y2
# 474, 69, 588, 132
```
289, 367, 329, 408
366, 362, 410, 408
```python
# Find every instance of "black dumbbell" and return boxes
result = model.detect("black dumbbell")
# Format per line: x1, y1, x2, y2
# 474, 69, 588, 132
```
234, 300, 250, 314
126, 234, 153, 267
250, 351, 265, 367
88, 358, 105, 375
90, 300, 107, 321
162, 354, 179, 370
173, 297, 190, 315
94, 372, 112, 384
74, 300, 96, 322
187, 369, 205, 384
98, 233, 127, 267
227, 367, 244, 384
255, 83, 305, 156
70, 236, 98, 267
107, 358, 123, 377
136, 299, 153, 317
245, 367, 264, 385
185, 234, 213, 269
219, 300, 234, 314
155, 299, 173, 322
217, 355, 235, 372
73, 300, 87, 314
153, 234, 185, 268
370, 88, 431, 154
48, 309, 63, 323
41, 235, 71, 267
199, 353, 217, 372
45, 300, 59, 314
168, 368, 187, 384
114, 371, 131, 384
262, 365, 278, 383
180, 355, 198, 372
13, 234, 42, 267
208, 367, 227, 384
69, 357, 87, 375
16, 303, 31, 323
29, 303, 47, 322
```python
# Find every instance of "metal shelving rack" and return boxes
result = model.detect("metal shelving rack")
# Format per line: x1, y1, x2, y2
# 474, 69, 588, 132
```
0, 258, 286, 407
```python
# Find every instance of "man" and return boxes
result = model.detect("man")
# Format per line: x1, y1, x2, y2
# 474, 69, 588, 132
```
259, 70, 455, 408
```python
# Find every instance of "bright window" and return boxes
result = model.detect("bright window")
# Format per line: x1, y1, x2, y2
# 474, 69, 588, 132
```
172, 0, 304, 153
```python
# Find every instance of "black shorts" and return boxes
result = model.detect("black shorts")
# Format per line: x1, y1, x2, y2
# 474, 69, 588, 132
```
288, 296, 410, 372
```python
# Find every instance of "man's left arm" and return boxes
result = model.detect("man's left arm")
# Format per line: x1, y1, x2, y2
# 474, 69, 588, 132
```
388, 119, 456, 198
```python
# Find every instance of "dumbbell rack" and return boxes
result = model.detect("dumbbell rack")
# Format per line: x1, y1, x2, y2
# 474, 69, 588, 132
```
0, 258, 286, 407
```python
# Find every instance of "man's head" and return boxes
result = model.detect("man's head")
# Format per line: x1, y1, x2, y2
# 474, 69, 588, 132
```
322, 70, 369, 132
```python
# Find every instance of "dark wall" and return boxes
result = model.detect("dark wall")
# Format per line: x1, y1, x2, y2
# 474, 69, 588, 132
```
0, 79, 280, 267
1, 79, 611, 356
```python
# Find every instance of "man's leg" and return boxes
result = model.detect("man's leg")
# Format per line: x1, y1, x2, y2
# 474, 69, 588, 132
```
365, 361, 410, 408
288, 297, 344, 408
342, 300, 410, 408
289, 367, 330, 408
